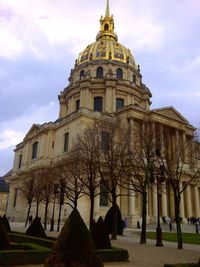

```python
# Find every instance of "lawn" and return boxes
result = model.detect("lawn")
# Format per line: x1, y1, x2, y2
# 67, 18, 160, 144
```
146, 232, 200, 245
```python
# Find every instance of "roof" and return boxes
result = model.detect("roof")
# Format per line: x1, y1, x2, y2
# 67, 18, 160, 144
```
0, 177, 9, 193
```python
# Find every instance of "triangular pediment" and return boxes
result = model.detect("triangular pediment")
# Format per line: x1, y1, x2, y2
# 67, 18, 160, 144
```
152, 106, 189, 124
24, 124, 42, 140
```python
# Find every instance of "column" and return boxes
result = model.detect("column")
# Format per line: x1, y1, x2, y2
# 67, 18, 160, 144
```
160, 124, 164, 156
179, 182, 185, 219
129, 118, 134, 152
194, 186, 200, 217
94, 195, 100, 220
161, 182, 168, 217
153, 184, 157, 221
185, 185, 192, 218
112, 87, 116, 112
116, 186, 121, 208
129, 190, 135, 216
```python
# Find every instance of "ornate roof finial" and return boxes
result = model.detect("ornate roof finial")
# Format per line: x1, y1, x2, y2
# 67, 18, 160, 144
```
105, 0, 110, 18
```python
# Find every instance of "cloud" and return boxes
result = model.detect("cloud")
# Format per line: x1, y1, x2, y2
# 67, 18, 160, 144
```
0, 130, 24, 150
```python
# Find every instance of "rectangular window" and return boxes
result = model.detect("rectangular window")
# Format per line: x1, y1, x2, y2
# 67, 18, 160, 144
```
64, 132, 69, 152
13, 188, 18, 207
116, 98, 124, 111
100, 180, 108, 207
94, 97, 103, 112
18, 154, 22, 169
32, 141, 38, 159
76, 100, 80, 111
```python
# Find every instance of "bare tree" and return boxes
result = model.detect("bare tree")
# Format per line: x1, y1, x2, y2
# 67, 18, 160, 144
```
95, 120, 128, 240
125, 120, 158, 244
40, 166, 55, 230
73, 125, 100, 230
20, 174, 35, 226
63, 152, 85, 210
159, 131, 200, 249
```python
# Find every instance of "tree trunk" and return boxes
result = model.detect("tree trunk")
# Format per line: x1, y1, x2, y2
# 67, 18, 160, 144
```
25, 202, 32, 227
174, 195, 183, 249
89, 193, 95, 231
140, 190, 147, 244
57, 203, 63, 232
36, 201, 39, 217
111, 198, 117, 240
44, 201, 49, 230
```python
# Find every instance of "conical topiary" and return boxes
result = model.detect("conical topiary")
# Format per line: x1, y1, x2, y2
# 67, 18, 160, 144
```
91, 216, 111, 249
2, 215, 11, 233
104, 205, 124, 235
44, 209, 104, 267
0, 216, 10, 250
25, 216, 46, 238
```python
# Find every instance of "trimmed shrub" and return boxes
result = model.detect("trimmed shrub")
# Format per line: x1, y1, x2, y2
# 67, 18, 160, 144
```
98, 247, 129, 262
8, 233, 54, 249
0, 216, 10, 250
2, 215, 11, 233
104, 205, 124, 235
44, 209, 103, 267
25, 216, 46, 238
91, 216, 111, 249
164, 263, 200, 267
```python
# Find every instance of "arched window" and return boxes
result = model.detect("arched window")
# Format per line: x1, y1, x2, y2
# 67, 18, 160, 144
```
94, 96, 103, 112
96, 67, 103, 79
116, 98, 124, 110
104, 24, 109, 31
32, 141, 38, 159
116, 68, 123, 79
80, 70, 84, 79
133, 74, 136, 83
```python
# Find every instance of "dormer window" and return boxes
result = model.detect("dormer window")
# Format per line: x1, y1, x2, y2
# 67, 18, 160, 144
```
32, 141, 38, 160
96, 67, 103, 79
104, 24, 109, 31
80, 70, 85, 79
116, 68, 123, 79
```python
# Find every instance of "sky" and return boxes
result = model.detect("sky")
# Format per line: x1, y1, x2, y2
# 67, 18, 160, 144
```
0, 0, 200, 176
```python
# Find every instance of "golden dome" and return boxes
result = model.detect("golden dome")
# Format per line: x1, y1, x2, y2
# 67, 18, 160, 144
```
76, 0, 137, 68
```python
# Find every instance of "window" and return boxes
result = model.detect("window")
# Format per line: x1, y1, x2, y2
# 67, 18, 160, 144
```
76, 99, 80, 111
116, 68, 123, 79
32, 141, 38, 159
18, 154, 22, 169
96, 66, 103, 79
94, 97, 103, 112
100, 180, 108, 207
64, 132, 69, 152
133, 74, 136, 83
104, 24, 109, 31
80, 70, 85, 79
116, 98, 124, 111
101, 131, 110, 152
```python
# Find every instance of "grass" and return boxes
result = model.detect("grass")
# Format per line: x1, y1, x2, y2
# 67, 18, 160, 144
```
146, 232, 200, 245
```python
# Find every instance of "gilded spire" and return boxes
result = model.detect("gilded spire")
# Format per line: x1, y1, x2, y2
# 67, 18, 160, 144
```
105, 0, 110, 18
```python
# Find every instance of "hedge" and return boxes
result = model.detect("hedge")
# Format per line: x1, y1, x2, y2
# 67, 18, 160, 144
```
0, 233, 129, 266
164, 260, 200, 267
98, 247, 129, 262
8, 232, 54, 249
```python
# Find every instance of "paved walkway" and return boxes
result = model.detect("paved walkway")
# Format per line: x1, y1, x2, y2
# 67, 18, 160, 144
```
8, 223, 200, 267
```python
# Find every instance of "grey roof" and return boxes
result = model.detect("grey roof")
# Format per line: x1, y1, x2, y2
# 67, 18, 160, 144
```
0, 177, 9, 193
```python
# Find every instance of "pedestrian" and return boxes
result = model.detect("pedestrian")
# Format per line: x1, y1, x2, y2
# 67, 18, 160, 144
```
195, 221, 199, 234
169, 222, 172, 232
124, 217, 128, 228
137, 221, 140, 229
28, 215, 33, 225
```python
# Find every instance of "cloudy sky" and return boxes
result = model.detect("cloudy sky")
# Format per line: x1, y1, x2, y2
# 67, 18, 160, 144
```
0, 0, 200, 176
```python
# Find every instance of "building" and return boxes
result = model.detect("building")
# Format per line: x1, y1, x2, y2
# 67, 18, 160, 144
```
0, 176, 9, 216
5, 1, 200, 226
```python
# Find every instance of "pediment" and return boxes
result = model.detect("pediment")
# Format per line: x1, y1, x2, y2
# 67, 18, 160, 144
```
24, 124, 42, 140
152, 106, 189, 124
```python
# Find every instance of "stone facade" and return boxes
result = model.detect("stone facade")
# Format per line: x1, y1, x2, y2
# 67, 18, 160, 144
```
5, 1, 200, 226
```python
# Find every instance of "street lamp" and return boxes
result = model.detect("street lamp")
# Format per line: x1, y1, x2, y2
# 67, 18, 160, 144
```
50, 184, 59, 232
156, 166, 165, 247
